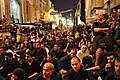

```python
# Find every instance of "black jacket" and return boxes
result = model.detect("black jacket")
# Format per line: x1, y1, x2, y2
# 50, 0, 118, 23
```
63, 68, 95, 80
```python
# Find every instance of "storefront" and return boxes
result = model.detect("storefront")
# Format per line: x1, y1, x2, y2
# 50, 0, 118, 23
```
10, 0, 23, 23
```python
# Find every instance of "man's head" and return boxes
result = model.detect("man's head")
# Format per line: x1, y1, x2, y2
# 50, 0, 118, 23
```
43, 62, 54, 79
41, 43, 45, 48
5, 52, 13, 61
11, 68, 27, 80
70, 56, 81, 72
114, 57, 120, 75
70, 48, 77, 57
20, 43, 25, 48
81, 45, 87, 53
107, 52, 117, 64
54, 44, 60, 51
25, 51, 33, 62
98, 14, 104, 20
35, 42, 41, 49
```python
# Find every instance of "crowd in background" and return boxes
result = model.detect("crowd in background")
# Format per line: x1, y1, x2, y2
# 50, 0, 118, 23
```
0, 9, 120, 80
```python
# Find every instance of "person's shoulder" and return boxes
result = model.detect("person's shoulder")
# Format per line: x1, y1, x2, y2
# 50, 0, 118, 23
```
63, 69, 73, 80
37, 74, 44, 80
65, 69, 73, 76
104, 71, 115, 80
52, 74, 62, 80
80, 68, 88, 74
93, 22, 99, 27
77, 50, 82, 54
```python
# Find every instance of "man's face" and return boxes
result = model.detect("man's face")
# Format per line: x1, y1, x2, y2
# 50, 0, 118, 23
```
98, 14, 104, 19
43, 64, 53, 79
5, 56, 12, 61
25, 54, 32, 62
54, 45, 59, 51
71, 58, 81, 72
47, 56, 52, 62
35, 43, 41, 49
41, 44, 45, 48
70, 49, 76, 57
107, 55, 115, 64
81, 46, 87, 53
11, 74, 19, 80
21, 43, 25, 48
5, 39, 9, 44
114, 61, 120, 75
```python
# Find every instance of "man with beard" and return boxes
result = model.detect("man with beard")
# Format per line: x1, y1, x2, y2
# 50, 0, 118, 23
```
63, 56, 94, 80
33, 42, 47, 64
1, 52, 20, 78
104, 56, 120, 80
51, 44, 67, 60
94, 52, 118, 79
21, 51, 40, 80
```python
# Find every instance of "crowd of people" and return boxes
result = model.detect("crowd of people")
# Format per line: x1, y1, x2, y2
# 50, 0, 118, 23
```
0, 9, 120, 80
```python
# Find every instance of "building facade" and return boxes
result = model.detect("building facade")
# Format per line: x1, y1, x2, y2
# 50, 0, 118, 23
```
0, 0, 51, 23
0, 0, 11, 21
85, 0, 120, 23
110, 0, 120, 9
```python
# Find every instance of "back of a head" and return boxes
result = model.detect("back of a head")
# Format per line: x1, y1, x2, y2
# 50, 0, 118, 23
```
43, 62, 54, 70
13, 68, 27, 80
6, 52, 13, 58
70, 56, 81, 63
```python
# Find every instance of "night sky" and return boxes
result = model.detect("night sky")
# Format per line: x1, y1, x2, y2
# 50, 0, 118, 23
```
50, 0, 79, 11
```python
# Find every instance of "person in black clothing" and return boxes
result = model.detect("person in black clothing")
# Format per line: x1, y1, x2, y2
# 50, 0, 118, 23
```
4, 38, 13, 50
1, 52, 20, 78
0, 74, 5, 80
33, 42, 47, 64
92, 14, 109, 54
104, 56, 120, 80
40, 52, 59, 74
10, 26, 17, 42
93, 52, 118, 79
8, 68, 27, 80
51, 44, 67, 60
58, 48, 77, 71
21, 51, 40, 80
37, 62, 61, 80
63, 56, 95, 80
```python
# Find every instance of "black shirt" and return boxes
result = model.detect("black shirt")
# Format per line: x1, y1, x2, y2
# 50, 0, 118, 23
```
21, 59, 40, 76
63, 68, 95, 80
93, 21, 108, 36
104, 71, 120, 80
